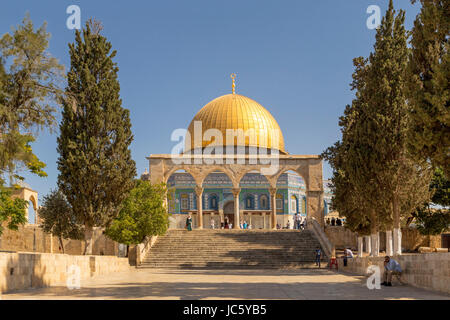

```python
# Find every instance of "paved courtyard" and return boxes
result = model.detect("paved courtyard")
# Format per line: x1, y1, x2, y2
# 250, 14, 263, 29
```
1, 268, 449, 300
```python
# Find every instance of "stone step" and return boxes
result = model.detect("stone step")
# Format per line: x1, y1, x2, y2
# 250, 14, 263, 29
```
142, 229, 327, 270
148, 253, 320, 256
139, 263, 326, 269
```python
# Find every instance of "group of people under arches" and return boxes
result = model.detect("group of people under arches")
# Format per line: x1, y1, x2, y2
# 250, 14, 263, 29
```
184, 213, 309, 231
326, 217, 345, 226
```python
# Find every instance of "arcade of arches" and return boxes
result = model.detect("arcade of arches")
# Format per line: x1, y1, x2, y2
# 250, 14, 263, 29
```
147, 155, 324, 230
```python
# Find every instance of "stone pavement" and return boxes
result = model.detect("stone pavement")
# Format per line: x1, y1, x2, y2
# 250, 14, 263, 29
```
1, 268, 449, 300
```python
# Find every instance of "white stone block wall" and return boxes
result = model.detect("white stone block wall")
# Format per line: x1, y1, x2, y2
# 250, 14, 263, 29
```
0, 252, 130, 293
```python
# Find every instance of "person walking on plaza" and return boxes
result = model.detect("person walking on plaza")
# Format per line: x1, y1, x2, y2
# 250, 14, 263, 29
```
315, 247, 322, 267
381, 256, 402, 287
210, 218, 215, 229
186, 214, 193, 231
286, 220, 291, 229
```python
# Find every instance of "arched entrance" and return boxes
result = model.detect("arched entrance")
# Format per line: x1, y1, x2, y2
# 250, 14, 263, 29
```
223, 201, 234, 228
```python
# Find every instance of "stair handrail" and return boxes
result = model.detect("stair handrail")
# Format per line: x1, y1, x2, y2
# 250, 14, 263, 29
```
306, 218, 335, 259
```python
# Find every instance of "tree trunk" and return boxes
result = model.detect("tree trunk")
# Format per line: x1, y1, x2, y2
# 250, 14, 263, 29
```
364, 235, 372, 255
392, 197, 402, 255
386, 230, 393, 256
84, 224, 94, 255
357, 236, 364, 257
370, 209, 379, 257
59, 236, 65, 254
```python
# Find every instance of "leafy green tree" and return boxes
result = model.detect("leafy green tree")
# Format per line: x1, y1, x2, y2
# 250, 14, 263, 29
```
408, 167, 450, 235
415, 207, 450, 236
0, 188, 27, 235
106, 181, 169, 250
0, 15, 64, 232
430, 167, 450, 207
321, 142, 371, 236
39, 189, 84, 254
408, 0, 449, 178
57, 20, 136, 255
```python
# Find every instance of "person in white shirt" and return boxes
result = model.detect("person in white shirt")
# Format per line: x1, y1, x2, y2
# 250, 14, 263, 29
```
344, 248, 354, 258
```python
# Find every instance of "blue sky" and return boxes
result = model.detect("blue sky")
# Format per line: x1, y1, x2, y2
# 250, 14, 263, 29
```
1, 0, 421, 200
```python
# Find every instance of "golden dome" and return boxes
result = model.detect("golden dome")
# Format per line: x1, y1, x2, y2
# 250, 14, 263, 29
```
185, 93, 286, 153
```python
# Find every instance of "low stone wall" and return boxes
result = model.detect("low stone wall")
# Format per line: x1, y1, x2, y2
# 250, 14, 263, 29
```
337, 253, 450, 295
325, 226, 357, 249
0, 223, 119, 256
324, 226, 443, 252
128, 235, 158, 266
0, 252, 130, 293
400, 228, 442, 251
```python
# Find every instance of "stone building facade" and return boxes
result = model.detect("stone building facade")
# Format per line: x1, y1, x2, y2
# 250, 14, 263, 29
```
146, 80, 325, 230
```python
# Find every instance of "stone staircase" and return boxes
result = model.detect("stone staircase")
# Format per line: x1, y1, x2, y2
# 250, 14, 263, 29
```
139, 229, 328, 269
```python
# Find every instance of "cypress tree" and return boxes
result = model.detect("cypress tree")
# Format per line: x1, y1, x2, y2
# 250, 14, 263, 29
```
354, 0, 432, 254
408, 0, 449, 178
324, 1, 433, 256
57, 20, 136, 255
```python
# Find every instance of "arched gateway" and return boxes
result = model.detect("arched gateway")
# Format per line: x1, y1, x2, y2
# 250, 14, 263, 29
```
146, 76, 324, 230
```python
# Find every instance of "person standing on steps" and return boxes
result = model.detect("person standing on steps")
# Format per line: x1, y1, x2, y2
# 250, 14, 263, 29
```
294, 213, 300, 229
315, 247, 322, 267
186, 214, 193, 231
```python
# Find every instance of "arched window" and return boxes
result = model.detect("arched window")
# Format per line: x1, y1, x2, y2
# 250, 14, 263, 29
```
291, 195, 298, 213
259, 194, 268, 210
28, 200, 36, 224
209, 194, 218, 210
245, 195, 254, 209
168, 190, 176, 213
276, 194, 283, 212
302, 197, 307, 214
180, 194, 189, 211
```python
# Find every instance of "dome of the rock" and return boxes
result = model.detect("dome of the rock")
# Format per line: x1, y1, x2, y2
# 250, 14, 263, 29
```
185, 93, 286, 154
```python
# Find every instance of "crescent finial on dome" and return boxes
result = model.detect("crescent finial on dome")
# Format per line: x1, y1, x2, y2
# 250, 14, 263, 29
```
230, 73, 236, 94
